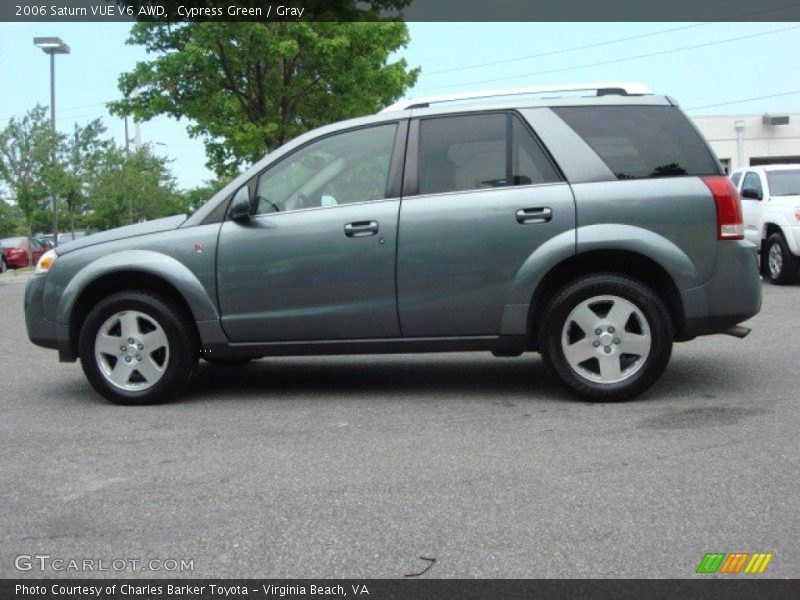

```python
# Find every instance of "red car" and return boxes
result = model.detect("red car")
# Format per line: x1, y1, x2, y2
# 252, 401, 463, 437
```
0, 237, 48, 269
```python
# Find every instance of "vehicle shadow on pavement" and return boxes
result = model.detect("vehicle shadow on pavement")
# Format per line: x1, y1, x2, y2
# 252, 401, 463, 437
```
185, 354, 571, 403
174, 352, 753, 405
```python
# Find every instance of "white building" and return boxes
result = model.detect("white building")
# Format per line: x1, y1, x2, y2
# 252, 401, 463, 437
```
692, 113, 800, 174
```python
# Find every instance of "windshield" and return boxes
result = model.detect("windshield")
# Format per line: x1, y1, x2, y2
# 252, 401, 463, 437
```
767, 170, 800, 196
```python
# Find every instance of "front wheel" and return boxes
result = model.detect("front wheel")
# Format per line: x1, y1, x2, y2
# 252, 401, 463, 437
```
539, 274, 673, 402
79, 291, 198, 404
765, 233, 800, 285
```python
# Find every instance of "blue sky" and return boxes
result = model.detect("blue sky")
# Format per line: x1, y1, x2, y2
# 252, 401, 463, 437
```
1, 21, 798, 189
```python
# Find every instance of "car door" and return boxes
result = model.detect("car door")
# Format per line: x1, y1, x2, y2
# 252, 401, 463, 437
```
740, 170, 764, 246
217, 121, 406, 343
397, 111, 575, 336
29, 238, 45, 265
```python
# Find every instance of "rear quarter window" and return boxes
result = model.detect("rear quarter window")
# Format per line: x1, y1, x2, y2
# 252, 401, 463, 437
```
553, 105, 721, 180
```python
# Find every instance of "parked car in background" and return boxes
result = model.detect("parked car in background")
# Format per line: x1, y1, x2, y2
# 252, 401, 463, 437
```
24, 83, 761, 405
0, 242, 7, 273
38, 233, 56, 247
1, 237, 49, 269
58, 231, 92, 244
731, 164, 800, 284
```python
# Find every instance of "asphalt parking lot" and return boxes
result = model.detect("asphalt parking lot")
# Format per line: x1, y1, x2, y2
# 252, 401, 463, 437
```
1, 273, 798, 579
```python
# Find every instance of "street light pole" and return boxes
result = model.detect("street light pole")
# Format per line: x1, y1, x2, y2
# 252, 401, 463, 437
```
33, 36, 69, 246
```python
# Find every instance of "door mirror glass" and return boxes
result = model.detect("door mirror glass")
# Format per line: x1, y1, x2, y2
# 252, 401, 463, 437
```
230, 186, 253, 221
741, 186, 761, 200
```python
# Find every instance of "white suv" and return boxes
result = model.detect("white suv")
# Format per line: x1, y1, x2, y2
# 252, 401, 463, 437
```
730, 164, 800, 284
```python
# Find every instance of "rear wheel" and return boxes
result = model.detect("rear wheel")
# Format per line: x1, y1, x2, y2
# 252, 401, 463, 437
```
765, 233, 800, 285
539, 274, 673, 402
79, 291, 198, 404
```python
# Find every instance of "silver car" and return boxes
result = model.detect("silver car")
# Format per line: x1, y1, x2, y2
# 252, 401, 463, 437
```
24, 83, 762, 404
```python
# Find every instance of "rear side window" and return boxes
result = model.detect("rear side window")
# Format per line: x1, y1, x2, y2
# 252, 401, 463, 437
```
730, 172, 742, 187
417, 113, 560, 195
766, 169, 800, 196
553, 106, 720, 180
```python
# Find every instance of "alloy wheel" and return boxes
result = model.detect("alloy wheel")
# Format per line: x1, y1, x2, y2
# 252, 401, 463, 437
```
94, 310, 170, 391
561, 295, 652, 384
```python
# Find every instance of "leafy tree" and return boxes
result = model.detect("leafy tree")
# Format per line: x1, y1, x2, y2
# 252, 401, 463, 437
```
86, 145, 184, 230
109, 21, 419, 177
180, 178, 229, 214
0, 106, 63, 259
55, 119, 111, 236
0, 197, 22, 237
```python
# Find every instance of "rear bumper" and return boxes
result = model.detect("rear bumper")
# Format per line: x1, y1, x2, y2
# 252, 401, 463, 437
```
24, 274, 59, 351
680, 241, 762, 339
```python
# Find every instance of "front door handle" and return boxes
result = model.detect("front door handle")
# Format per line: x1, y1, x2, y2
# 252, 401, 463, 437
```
344, 220, 379, 237
516, 207, 552, 224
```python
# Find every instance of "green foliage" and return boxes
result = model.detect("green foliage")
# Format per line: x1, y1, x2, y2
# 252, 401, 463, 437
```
0, 197, 23, 237
109, 21, 419, 177
86, 145, 185, 230
54, 119, 111, 234
180, 178, 229, 213
0, 106, 63, 238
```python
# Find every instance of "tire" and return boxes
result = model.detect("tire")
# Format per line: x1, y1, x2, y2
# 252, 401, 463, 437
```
78, 291, 198, 405
765, 233, 800, 285
539, 273, 673, 402
203, 356, 252, 366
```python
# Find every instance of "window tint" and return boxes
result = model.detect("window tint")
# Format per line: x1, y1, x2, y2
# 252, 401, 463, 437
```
417, 113, 559, 195
766, 169, 800, 196
730, 172, 742, 187
742, 172, 763, 197
254, 124, 397, 215
553, 106, 720, 180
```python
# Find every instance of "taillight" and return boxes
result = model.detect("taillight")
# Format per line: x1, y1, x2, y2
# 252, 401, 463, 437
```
702, 176, 744, 240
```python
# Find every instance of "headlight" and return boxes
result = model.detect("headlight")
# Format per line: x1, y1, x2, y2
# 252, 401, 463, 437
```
35, 249, 57, 274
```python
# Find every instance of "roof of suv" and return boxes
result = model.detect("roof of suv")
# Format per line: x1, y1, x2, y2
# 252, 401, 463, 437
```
380, 82, 673, 116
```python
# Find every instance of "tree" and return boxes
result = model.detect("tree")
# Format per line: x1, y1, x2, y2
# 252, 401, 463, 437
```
0, 197, 22, 237
0, 106, 62, 259
180, 178, 229, 214
86, 144, 184, 230
109, 21, 419, 177
56, 119, 110, 236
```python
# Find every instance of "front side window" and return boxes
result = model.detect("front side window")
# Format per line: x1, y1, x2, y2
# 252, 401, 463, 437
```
417, 113, 559, 195
254, 123, 397, 215
742, 172, 763, 198
553, 105, 720, 180
730, 172, 742, 187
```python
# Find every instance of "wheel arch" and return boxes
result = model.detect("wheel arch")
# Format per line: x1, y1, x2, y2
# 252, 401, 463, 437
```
526, 250, 686, 347
55, 251, 218, 359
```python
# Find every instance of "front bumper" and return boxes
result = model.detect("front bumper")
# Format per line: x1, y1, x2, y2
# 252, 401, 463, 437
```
24, 274, 59, 351
680, 240, 762, 339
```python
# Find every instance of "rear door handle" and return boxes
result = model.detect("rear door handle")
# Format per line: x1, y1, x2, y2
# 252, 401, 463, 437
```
516, 207, 552, 224
344, 220, 379, 237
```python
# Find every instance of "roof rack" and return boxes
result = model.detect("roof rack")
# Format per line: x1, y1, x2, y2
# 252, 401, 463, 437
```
380, 82, 653, 113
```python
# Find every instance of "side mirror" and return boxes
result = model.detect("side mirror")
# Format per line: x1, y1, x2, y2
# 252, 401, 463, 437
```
230, 186, 253, 222
741, 187, 762, 200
